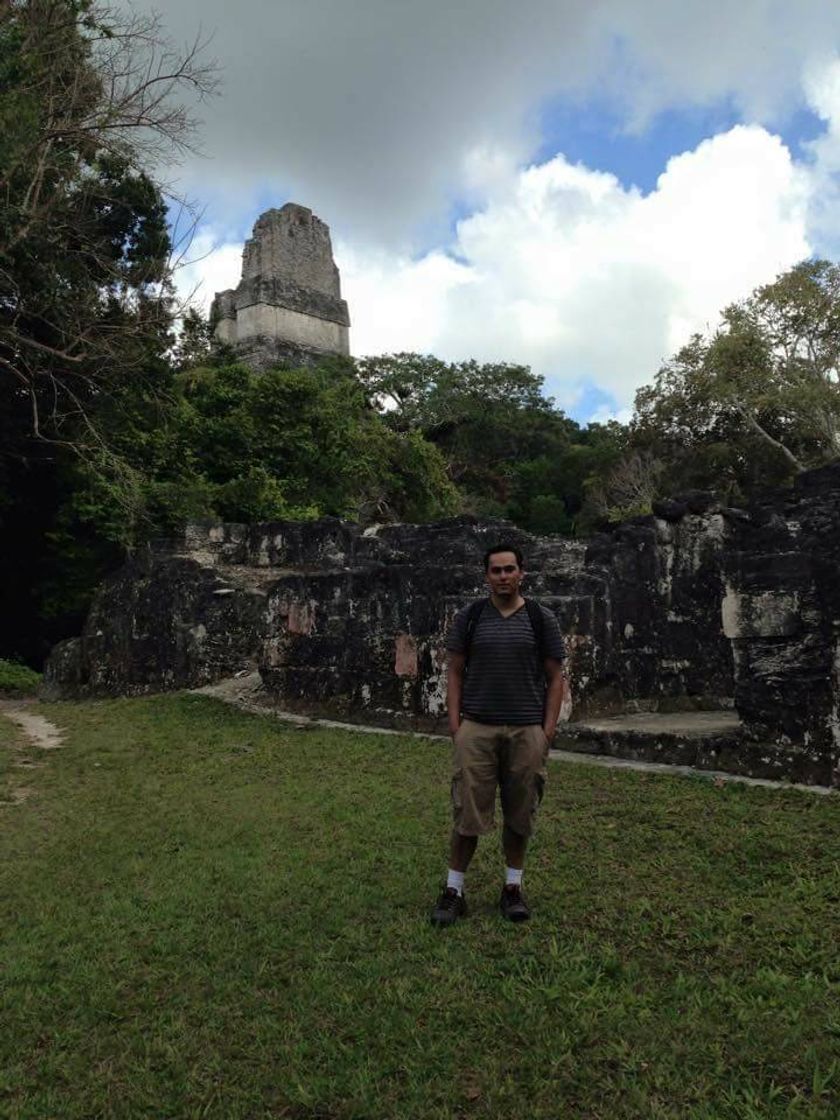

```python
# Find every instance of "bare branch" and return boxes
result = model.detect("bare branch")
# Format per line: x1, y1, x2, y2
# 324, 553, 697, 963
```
1, 0, 218, 458
732, 402, 806, 472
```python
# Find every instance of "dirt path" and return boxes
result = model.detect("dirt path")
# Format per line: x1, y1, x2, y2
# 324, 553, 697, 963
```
0, 700, 64, 749
193, 672, 424, 737
0, 699, 64, 806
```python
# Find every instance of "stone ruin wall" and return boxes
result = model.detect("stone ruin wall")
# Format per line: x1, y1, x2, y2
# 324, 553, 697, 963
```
722, 464, 840, 779
43, 462, 840, 786
44, 512, 734, 712
44, 500, 736, 724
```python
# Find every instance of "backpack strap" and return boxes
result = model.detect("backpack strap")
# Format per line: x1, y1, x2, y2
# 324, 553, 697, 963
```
463, 598, 487, 666
524, 598, 546, 662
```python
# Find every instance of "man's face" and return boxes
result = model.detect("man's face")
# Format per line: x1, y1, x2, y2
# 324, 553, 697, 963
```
485, 551, 523, 600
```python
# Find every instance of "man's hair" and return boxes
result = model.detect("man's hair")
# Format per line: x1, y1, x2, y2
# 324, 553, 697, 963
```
483, 543, 524, 571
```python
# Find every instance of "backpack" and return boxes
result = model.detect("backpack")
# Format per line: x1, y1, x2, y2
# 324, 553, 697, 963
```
462, 597, 547, 667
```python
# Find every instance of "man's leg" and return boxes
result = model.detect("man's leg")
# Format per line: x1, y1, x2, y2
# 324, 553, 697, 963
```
501, 823, 527, 870
431, 721, 497, 926
449, 830, 478, 873
498, 725, 548, 921
448, 719, 498, 880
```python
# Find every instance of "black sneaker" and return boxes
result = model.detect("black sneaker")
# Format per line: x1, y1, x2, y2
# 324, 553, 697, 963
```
499, 883, 531, 922
430, 886, 467, 927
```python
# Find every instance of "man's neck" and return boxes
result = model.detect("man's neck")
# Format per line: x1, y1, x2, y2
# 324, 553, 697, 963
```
490, 592, 525, 617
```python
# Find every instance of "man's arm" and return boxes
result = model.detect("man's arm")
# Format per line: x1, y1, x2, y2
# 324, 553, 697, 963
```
542, 657, 567, 742
447, 652, 465, 738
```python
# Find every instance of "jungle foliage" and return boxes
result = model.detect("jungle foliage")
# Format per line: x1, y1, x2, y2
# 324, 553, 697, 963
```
627, 261, 840, 504
0, 4, 457, 661
356, 351, 624, 534
0, 0, 203, 661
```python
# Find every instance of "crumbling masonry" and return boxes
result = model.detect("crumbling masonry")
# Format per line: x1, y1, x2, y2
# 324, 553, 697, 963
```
44, 463, 840, 787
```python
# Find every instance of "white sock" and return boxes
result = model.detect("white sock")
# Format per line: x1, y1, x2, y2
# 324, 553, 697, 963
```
446, 869, 465, 895
505, 866, 523, 887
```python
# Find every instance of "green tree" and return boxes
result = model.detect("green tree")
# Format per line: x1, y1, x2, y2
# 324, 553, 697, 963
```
57, 361, 459, 553
356, 351, 604, 530
172, 307, 216, 372
0, 0, 214, 662
179, 362, 458, 524
514, 422, 628, 533
632, 261, 840, 501
356, 351, 551, 432
0, 0, 214, 456
582, 449, 664, 525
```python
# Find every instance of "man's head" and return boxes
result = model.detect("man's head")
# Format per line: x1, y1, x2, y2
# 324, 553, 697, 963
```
483, 544, 524, 602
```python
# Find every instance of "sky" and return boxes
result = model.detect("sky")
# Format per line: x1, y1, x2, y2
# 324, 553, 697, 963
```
151, 0, 840, 422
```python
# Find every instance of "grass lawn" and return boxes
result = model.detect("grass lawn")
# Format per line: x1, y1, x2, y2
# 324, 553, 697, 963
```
0, 706, 30, 795
1, 694, 839, 1119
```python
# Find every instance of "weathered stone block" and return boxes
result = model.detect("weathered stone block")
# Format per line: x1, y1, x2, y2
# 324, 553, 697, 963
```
721, 588, 801, 639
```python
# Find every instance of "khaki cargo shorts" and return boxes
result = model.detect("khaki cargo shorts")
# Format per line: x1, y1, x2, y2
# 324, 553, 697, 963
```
451, 719, 549, 838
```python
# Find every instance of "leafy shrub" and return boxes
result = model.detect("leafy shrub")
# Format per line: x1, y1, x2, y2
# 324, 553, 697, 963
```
0, 659, 42, 696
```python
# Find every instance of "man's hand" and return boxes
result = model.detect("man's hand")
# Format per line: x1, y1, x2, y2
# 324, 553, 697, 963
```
543, 658, 566, 745
447, 652, 465, 743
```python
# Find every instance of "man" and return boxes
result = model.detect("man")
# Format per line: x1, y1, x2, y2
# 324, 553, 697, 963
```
431, 544, 567, 926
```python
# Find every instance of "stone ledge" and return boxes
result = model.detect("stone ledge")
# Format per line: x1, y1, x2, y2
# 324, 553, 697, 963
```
235, 276, 350, 326
556, 711, 833, 786
192, 677, 836, 795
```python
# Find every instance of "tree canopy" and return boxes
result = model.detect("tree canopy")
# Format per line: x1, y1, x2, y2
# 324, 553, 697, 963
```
0, 0, 216, 662
357, 352, 622, 532
629, 260, 840, 505
0, 0, 215, 461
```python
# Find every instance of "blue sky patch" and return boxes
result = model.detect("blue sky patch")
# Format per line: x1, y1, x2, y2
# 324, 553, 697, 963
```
532, 96, 826, 195
555, 379, 624, 424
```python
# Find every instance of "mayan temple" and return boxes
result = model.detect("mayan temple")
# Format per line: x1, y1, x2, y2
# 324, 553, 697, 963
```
211, 203, 351, 368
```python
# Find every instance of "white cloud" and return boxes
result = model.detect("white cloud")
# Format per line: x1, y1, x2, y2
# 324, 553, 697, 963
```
804, 55, 840, 124
594, 0, 840, 125
334, 247, 472, 356
801, 56, 840, 254
183, 123, 814, 420
145, 0, 840, 245
175, 229, 242, 311
589, 404, 634, 426
341, 124, 810, 412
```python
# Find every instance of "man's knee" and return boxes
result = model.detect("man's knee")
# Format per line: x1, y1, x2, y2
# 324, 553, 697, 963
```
451, 720, 499, 835
501, 726, 548, 836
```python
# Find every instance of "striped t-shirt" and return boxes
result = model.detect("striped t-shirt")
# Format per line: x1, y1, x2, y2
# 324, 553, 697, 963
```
446, 599, 566, 726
